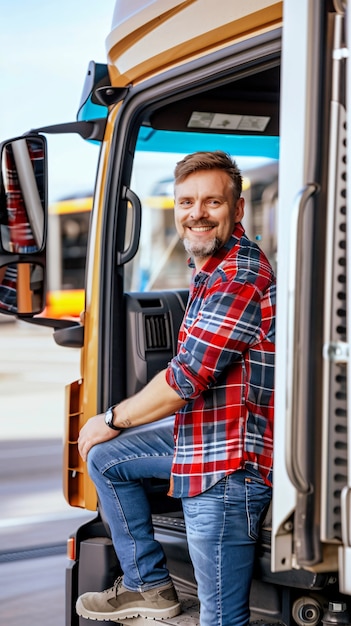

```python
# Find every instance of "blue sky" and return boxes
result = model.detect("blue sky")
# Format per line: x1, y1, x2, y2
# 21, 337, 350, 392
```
0, 0, 116, 201
0, 2, 277, 203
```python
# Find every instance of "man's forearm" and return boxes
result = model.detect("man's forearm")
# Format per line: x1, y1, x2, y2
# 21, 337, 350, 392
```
114, 368, 187, 429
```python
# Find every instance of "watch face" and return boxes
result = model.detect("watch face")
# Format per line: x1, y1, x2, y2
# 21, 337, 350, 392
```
105, 406, 119, 430
105, 408, 113, 425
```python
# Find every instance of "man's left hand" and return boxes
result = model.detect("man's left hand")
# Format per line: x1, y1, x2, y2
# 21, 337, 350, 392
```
78, 413, 121, 462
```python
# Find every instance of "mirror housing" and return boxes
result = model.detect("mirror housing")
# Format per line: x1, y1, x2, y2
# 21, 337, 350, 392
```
77, 61, 110, 123
0, 133, 84, 334
0, 134, 48, 320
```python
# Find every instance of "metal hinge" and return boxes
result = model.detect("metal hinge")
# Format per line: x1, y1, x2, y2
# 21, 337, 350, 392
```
323, 341, 349, 363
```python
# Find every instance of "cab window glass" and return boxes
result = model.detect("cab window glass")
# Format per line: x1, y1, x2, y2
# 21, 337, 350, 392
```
126, 128, 278, 293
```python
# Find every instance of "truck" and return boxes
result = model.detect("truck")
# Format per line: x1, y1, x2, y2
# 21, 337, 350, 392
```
0, 0, 349, 624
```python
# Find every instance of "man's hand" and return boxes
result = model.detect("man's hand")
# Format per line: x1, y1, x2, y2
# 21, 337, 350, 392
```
78, 413, 121, 462
77, 369, 186, 463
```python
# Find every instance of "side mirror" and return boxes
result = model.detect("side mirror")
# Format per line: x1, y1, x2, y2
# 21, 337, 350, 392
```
0, 262, 45, 315
0, 135, 47, 254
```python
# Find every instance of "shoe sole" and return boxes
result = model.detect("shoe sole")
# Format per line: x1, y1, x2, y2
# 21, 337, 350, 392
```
76, 597, 182, 621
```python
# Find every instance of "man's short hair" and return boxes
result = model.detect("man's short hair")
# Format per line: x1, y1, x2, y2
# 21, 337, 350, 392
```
174, 151, 243, 202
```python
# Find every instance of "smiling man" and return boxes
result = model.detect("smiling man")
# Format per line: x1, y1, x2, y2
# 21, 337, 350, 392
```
76, 151, 276, 626
174, 155, 244, 266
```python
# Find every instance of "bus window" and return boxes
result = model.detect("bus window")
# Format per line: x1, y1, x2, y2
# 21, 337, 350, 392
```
44, 195, 92, 318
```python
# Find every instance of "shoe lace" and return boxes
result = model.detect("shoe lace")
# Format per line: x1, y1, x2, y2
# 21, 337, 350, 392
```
102, 576, 123, 597
112, 576, 124, 597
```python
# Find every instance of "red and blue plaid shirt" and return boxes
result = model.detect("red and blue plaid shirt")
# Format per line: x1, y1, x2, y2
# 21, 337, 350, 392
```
166, 222, 275, 498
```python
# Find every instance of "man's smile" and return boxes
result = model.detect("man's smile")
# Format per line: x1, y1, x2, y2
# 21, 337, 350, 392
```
185, 221, 218, 233
189, 226, 213, 232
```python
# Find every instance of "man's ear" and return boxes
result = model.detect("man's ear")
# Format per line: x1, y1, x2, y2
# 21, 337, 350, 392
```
234, 197, 245, 223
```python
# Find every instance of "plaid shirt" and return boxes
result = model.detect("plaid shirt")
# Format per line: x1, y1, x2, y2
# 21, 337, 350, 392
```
166, 222, 275, 498
0, 265, 17, 311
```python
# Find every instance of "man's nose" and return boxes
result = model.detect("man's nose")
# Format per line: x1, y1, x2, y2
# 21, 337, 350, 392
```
190, 201, 207, 220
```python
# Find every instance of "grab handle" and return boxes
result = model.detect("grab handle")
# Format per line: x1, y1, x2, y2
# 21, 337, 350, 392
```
117, 186, 142, 265
285, 183, 319, 494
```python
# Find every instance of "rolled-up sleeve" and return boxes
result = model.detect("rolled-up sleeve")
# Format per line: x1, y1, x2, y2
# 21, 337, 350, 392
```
166, 275, 267, 400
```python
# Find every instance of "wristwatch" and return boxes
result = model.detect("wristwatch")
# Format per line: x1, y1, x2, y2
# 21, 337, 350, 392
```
104, 405, 121, 431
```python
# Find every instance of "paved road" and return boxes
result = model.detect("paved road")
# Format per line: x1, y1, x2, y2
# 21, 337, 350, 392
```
0, 320, 94, 626
0, 319, 80, 440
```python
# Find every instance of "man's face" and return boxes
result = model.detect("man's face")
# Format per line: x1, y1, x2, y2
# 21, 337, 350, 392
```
174, 168, 244, 270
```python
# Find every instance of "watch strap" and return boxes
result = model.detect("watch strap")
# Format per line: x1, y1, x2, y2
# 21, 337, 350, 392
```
105, 405, 124, 431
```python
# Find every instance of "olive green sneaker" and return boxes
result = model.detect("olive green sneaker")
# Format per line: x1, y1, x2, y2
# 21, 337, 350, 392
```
76, 577, 181, 621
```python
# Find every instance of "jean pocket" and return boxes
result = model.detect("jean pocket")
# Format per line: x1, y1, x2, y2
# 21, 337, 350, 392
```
245, 477, 272, 541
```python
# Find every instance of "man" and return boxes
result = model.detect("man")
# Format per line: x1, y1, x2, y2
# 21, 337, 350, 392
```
76, 151, 275, 626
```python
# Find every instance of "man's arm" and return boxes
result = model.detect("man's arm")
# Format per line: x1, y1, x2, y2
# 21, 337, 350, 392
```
115, 368, 187, 428
78, 368, 186, 462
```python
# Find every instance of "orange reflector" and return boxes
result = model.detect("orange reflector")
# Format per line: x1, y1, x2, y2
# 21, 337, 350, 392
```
67, 537, 76, 561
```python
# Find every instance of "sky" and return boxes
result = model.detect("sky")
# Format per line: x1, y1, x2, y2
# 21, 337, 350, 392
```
0, 0, 116, 201
0, 1, 277, 204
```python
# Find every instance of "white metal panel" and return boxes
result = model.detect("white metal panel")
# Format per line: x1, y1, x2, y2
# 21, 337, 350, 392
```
272, 0, 313, 572
338, 0, 351, 594
109, 0, 188, 42
106, 0, 281, 77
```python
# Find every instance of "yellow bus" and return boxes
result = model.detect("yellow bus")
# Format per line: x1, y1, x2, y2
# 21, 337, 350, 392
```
45, 195, 92, 318
0, 1, 349, 624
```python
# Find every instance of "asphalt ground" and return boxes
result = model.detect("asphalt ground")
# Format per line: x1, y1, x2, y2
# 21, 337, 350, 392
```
0, 318, 80, 440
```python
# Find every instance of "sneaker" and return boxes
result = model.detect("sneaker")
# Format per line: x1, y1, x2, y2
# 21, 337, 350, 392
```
76, 577, 181, 621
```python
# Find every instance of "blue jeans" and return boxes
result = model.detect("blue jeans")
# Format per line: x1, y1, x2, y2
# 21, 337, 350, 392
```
182, 470, 272, 626
87, 418, 272, 625
87, 417, 175, 591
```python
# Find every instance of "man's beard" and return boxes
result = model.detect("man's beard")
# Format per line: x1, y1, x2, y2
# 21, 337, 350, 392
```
182, 236, 222, 259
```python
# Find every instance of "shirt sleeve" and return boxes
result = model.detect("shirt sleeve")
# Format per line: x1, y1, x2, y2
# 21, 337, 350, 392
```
166, 267, 270, 400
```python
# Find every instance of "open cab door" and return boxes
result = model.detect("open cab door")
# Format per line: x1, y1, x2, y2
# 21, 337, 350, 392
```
273, 0, 350, 601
